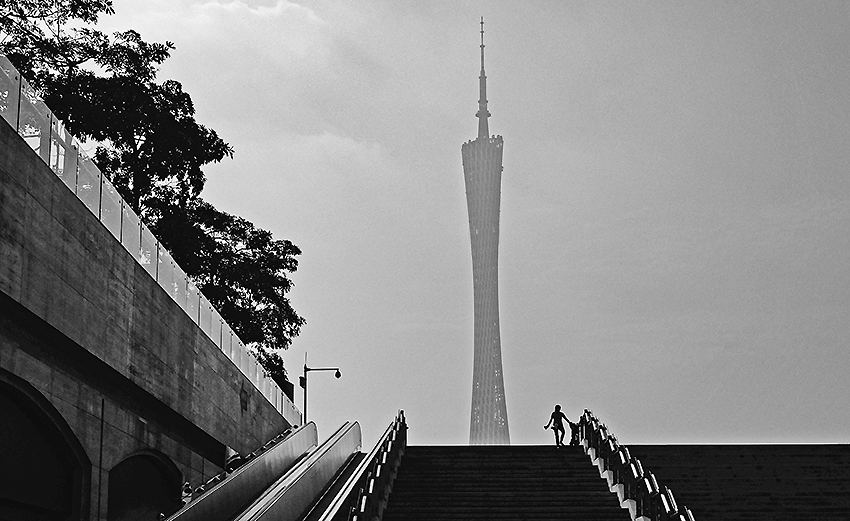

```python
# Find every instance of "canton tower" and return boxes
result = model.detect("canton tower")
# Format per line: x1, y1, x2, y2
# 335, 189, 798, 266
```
462, 18, 510, 445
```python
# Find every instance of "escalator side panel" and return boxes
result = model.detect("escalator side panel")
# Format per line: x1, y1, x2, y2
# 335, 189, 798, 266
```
169, 424, 319, 521
301, 453, 365, 521
236, 422, 362, 521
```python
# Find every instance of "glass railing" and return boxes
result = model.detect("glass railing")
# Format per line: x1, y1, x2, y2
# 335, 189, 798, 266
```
0, 54, 301, 427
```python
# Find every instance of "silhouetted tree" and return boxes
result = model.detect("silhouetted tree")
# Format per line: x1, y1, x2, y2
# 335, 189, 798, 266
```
1, 0, 304, 379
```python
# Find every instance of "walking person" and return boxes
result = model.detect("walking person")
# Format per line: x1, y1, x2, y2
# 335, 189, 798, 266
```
543, 404, 573, 447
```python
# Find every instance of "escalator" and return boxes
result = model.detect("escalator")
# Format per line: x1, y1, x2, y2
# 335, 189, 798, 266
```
166, 423, 319, 521
232, 421, 363, 521
167, 411, 406, 521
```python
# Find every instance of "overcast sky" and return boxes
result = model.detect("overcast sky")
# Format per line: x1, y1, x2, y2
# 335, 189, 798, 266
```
100, 0, 850, 446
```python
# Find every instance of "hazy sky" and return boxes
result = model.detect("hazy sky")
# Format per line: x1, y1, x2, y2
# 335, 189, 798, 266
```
99, 0, 850, 446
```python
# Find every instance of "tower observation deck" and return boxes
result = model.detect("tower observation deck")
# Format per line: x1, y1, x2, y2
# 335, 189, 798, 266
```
461, 18, 510, 445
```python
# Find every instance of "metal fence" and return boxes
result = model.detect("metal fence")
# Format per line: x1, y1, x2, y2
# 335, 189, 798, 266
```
0, 54, 301, 427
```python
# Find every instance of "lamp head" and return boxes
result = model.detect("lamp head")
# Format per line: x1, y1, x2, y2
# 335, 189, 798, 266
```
334, 370, 341, 379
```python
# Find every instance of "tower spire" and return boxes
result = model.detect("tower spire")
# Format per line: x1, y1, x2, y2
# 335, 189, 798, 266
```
476, 17, 490, 139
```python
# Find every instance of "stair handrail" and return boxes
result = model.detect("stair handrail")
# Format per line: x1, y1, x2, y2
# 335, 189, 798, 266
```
348, 410, 407, 521
579, 409, 696, 521
312, 411, 406, 521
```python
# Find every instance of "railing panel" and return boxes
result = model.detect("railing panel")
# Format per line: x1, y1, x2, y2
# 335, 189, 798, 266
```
245, 351, 255, 380
240, 344, 251, 376
210, 308, 224, 349
170, 260, 188, 310
231, 339, 243, 371
260, 374, 269, 398
48, 118, 68, 176
158, 248, 176, 300
186, 282, 200, 325
121, 206, 141, 259
101, 176, 123, 240
243, 350, 253, 378
0, 55, 21, 129
140, 224, 158, 277
60, 135, 79, 188
17, 76, 50, 159
199, 296, 213, 338
76, 152, 102, 217
222, 327, 233, 359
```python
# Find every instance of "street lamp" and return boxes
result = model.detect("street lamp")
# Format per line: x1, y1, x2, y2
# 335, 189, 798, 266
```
298, 353, 341, 424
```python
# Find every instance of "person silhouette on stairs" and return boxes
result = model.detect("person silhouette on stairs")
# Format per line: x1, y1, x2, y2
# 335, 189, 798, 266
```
544, 404, 577, 447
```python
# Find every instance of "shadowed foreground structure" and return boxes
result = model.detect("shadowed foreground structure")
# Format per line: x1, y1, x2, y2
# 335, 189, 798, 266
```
0, 55, 298, 520
627, 444, 850, 520
379, 444, 850, 521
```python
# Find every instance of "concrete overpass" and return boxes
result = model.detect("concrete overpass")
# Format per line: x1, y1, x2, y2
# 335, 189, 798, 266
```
1, 56, 300, 521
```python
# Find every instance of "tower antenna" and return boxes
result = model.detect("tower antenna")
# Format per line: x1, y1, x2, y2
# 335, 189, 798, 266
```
480, 16, 485, 69
476, 17, 490, 139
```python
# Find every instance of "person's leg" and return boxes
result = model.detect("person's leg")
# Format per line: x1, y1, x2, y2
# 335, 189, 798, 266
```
552, 427, 559, 446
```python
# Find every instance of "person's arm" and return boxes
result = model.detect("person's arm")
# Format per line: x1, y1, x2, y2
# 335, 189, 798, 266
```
544, 414, 553, 429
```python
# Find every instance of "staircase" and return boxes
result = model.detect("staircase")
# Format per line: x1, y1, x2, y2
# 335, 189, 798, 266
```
381, 445, 629, 520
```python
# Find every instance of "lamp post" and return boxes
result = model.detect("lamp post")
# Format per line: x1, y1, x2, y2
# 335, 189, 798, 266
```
298, 353, 340, 424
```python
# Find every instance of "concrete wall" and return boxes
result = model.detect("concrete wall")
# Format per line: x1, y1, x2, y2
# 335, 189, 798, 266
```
0, 120, 290, 519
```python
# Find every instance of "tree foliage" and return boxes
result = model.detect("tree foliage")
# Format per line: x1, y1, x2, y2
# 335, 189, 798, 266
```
1, 0, 304, 379
156, 200, 304, 352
